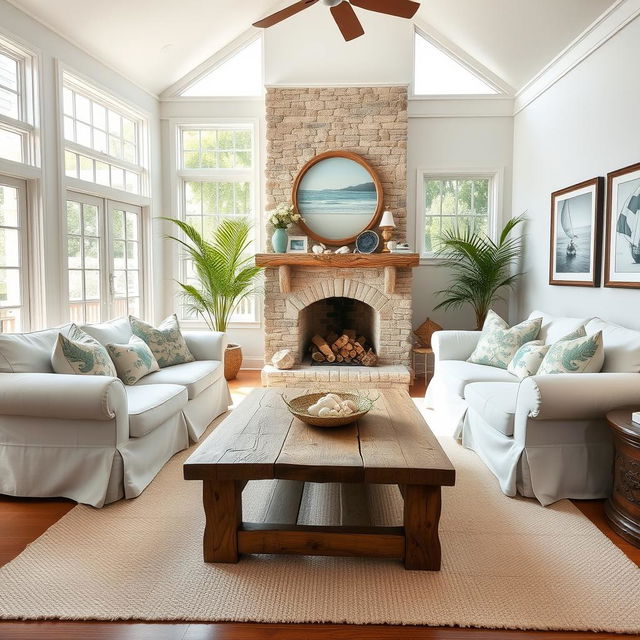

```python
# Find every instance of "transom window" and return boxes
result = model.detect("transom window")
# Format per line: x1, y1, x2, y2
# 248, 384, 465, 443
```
0, 37, 37, 166
418, 173, 497, 257
62, 73, 147, 196
176, 123, 258, 324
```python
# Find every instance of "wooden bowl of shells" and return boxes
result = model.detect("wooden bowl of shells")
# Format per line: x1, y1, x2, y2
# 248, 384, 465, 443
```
283, 392, 377, 428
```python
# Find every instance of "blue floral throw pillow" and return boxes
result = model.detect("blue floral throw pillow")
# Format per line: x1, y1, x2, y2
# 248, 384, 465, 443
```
51, 325, 117, 377
468, 310, 542, 370
129, 314, 195, 369
537, 331, 604, 375
107, 336, 160, 384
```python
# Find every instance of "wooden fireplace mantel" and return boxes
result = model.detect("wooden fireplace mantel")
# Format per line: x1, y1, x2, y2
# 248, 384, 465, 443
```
255, 253, 420, 294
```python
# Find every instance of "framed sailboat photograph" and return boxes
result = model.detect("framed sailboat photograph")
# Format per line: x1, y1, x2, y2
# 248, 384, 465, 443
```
605, 162, 640, 288
549, 177, 604, 287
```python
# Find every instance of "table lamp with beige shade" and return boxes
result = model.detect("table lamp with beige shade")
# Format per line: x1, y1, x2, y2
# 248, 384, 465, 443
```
379, 210, 396, 253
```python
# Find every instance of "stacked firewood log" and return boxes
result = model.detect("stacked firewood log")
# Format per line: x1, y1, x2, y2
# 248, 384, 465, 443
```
310, 330, 378, 366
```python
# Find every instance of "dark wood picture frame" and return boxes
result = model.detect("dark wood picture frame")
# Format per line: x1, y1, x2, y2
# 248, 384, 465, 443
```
549, 177, 604, 287
292, 150, 384, 246
604, 161, 640, 289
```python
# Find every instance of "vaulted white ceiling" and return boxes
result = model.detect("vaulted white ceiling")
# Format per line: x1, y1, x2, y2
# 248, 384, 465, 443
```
6, 0, 616, 95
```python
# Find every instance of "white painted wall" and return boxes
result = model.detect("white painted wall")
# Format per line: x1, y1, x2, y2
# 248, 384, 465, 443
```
0, 0, 162, 328
264, 9, 413, 86
408, 113, 514, 330
512, 14, 640, 329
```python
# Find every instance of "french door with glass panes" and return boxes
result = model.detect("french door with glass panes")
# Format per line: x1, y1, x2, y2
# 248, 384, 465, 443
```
0, 175, 28, 332
66, 192, 144, 324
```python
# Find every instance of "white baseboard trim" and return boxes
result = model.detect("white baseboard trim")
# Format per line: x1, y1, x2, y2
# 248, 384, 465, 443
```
242, 356, 265, 370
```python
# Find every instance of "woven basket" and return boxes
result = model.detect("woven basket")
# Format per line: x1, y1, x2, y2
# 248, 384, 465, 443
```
283, 392, 377, 428
224, 344, 242, 381
413, 318, 443, 348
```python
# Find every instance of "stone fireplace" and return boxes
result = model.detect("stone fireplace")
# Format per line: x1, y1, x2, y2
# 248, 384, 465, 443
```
260, 85, 413, 389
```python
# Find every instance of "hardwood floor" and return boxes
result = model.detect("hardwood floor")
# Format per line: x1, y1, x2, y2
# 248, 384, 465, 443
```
0, 369, 637, 639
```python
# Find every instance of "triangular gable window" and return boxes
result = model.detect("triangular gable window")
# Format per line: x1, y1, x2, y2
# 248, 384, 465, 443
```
414, 32, 497, 96
181, 38, 263, 97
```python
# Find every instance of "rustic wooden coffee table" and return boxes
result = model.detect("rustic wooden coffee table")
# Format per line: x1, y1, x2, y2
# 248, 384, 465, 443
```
184, 388, 455, 570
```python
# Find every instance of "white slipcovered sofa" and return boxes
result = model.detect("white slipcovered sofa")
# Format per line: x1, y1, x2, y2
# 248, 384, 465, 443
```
0, 317, 231, 507
426, 310, 640, 506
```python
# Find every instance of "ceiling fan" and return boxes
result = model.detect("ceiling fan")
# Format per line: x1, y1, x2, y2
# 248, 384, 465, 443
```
253, 0, 420, 42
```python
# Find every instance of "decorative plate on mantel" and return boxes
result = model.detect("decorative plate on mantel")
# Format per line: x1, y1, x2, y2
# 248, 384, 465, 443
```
355, 230, 380, 254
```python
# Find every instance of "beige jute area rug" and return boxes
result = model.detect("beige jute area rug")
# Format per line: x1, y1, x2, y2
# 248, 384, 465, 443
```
1, 402, 639, 633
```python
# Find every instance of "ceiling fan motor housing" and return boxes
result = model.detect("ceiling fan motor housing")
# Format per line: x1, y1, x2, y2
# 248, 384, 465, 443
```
323, 0, 344, 7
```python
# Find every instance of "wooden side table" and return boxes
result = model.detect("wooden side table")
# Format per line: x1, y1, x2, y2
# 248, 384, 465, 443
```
606, 408, 640, 548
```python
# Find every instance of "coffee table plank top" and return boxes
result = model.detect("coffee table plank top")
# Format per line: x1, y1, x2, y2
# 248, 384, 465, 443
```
184, 388, 455, 487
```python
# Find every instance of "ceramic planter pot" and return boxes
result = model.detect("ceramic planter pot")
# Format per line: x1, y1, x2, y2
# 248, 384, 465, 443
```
271, 228, 288, 253
224, 343, 242, 381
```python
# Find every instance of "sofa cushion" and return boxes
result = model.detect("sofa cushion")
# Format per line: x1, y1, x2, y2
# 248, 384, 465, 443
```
528, 310, 591, 345
586, 318, 640, 373
126, 384, 188, 438
0, 324, 74, 373
438, 360, 519, 399
107, 336, 159, 385
81, 317, 132, 346
51, 326, 118, 377
465, 382, 520, 436
130, 314, 195, 368
133, 360, 222, 399
507, 341, 549, 379
538, 331, 604, 375
468, 310, 542, 369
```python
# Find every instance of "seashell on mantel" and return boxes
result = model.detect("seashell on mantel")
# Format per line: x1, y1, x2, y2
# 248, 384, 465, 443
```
335, 246, 350, 254
312, 243, 326, 254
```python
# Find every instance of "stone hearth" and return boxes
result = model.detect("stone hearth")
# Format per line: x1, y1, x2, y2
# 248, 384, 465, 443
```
261, 260, 414, 389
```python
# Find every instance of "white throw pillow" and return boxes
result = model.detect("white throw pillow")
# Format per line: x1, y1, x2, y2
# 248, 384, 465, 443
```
107, 336, 160, 385
129, 314, 195, 369
507, 341, 549, 380
51, 325, 117, 377
527, 310, 591, 345
0, 324, 74, 373
537, 331, 604, 375
586, 318, 640, 373
468, 310, 542, 370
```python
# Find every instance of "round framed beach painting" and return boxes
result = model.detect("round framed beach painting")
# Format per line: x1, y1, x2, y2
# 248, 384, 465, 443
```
293, 151, 383, 245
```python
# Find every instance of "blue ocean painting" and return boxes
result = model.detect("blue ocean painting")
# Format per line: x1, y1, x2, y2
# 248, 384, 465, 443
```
298, 186, 377, 216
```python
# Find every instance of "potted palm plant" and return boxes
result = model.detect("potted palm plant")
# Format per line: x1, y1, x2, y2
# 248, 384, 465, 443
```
434, 215, 525, 329
164, 216, 262, 380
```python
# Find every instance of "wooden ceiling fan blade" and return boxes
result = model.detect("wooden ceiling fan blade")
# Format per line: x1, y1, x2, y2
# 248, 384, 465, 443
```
253, 0, 319, 28
331, 2, 365, 41
350, 0, 420, 19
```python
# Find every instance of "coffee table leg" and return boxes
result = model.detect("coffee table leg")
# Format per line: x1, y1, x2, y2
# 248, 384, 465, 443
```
202, 479, 242, 563
403, 484, 442, 570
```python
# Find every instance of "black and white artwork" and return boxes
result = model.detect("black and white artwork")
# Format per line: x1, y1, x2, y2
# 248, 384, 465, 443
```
605, 163, 640, 288
549, 178, 603, 287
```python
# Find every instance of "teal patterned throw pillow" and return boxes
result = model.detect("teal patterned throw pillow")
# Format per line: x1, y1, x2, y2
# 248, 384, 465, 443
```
51, 325, 117, 377
129, 314, 195, 369
507, 341, 550, 379
537, 331, 604, 375
107, 336, 160, 385
467, 310, 542, 370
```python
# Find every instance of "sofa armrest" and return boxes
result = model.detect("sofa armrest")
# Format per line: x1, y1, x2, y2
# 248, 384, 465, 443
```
432, 330, 481, 362
183, 331, 227, 361
518, 373, 640, 421
0, 373, 127, 421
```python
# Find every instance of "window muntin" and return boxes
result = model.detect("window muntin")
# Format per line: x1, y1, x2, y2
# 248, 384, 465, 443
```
62, 74, 147, 196
0, 178, 28, 333
177, 123, 258, 324
66, 193, 144, 323
421, 176, 493, 256
414, 32, 497, 96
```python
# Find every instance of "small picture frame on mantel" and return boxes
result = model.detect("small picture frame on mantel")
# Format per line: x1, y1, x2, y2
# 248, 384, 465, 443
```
549, 177, 604, 287
287, 236, 308, 253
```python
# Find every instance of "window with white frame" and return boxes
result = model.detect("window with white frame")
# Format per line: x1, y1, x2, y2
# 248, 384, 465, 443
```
177, 123, 258, 324
0, 36, 38, 165
66, 192, 144, 324
418, 173, 497, 257
0, 176, 28, 332
62, 73, 147, 195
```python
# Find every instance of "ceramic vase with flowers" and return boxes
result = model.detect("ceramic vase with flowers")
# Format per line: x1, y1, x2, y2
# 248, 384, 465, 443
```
269, 204, 302, 253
